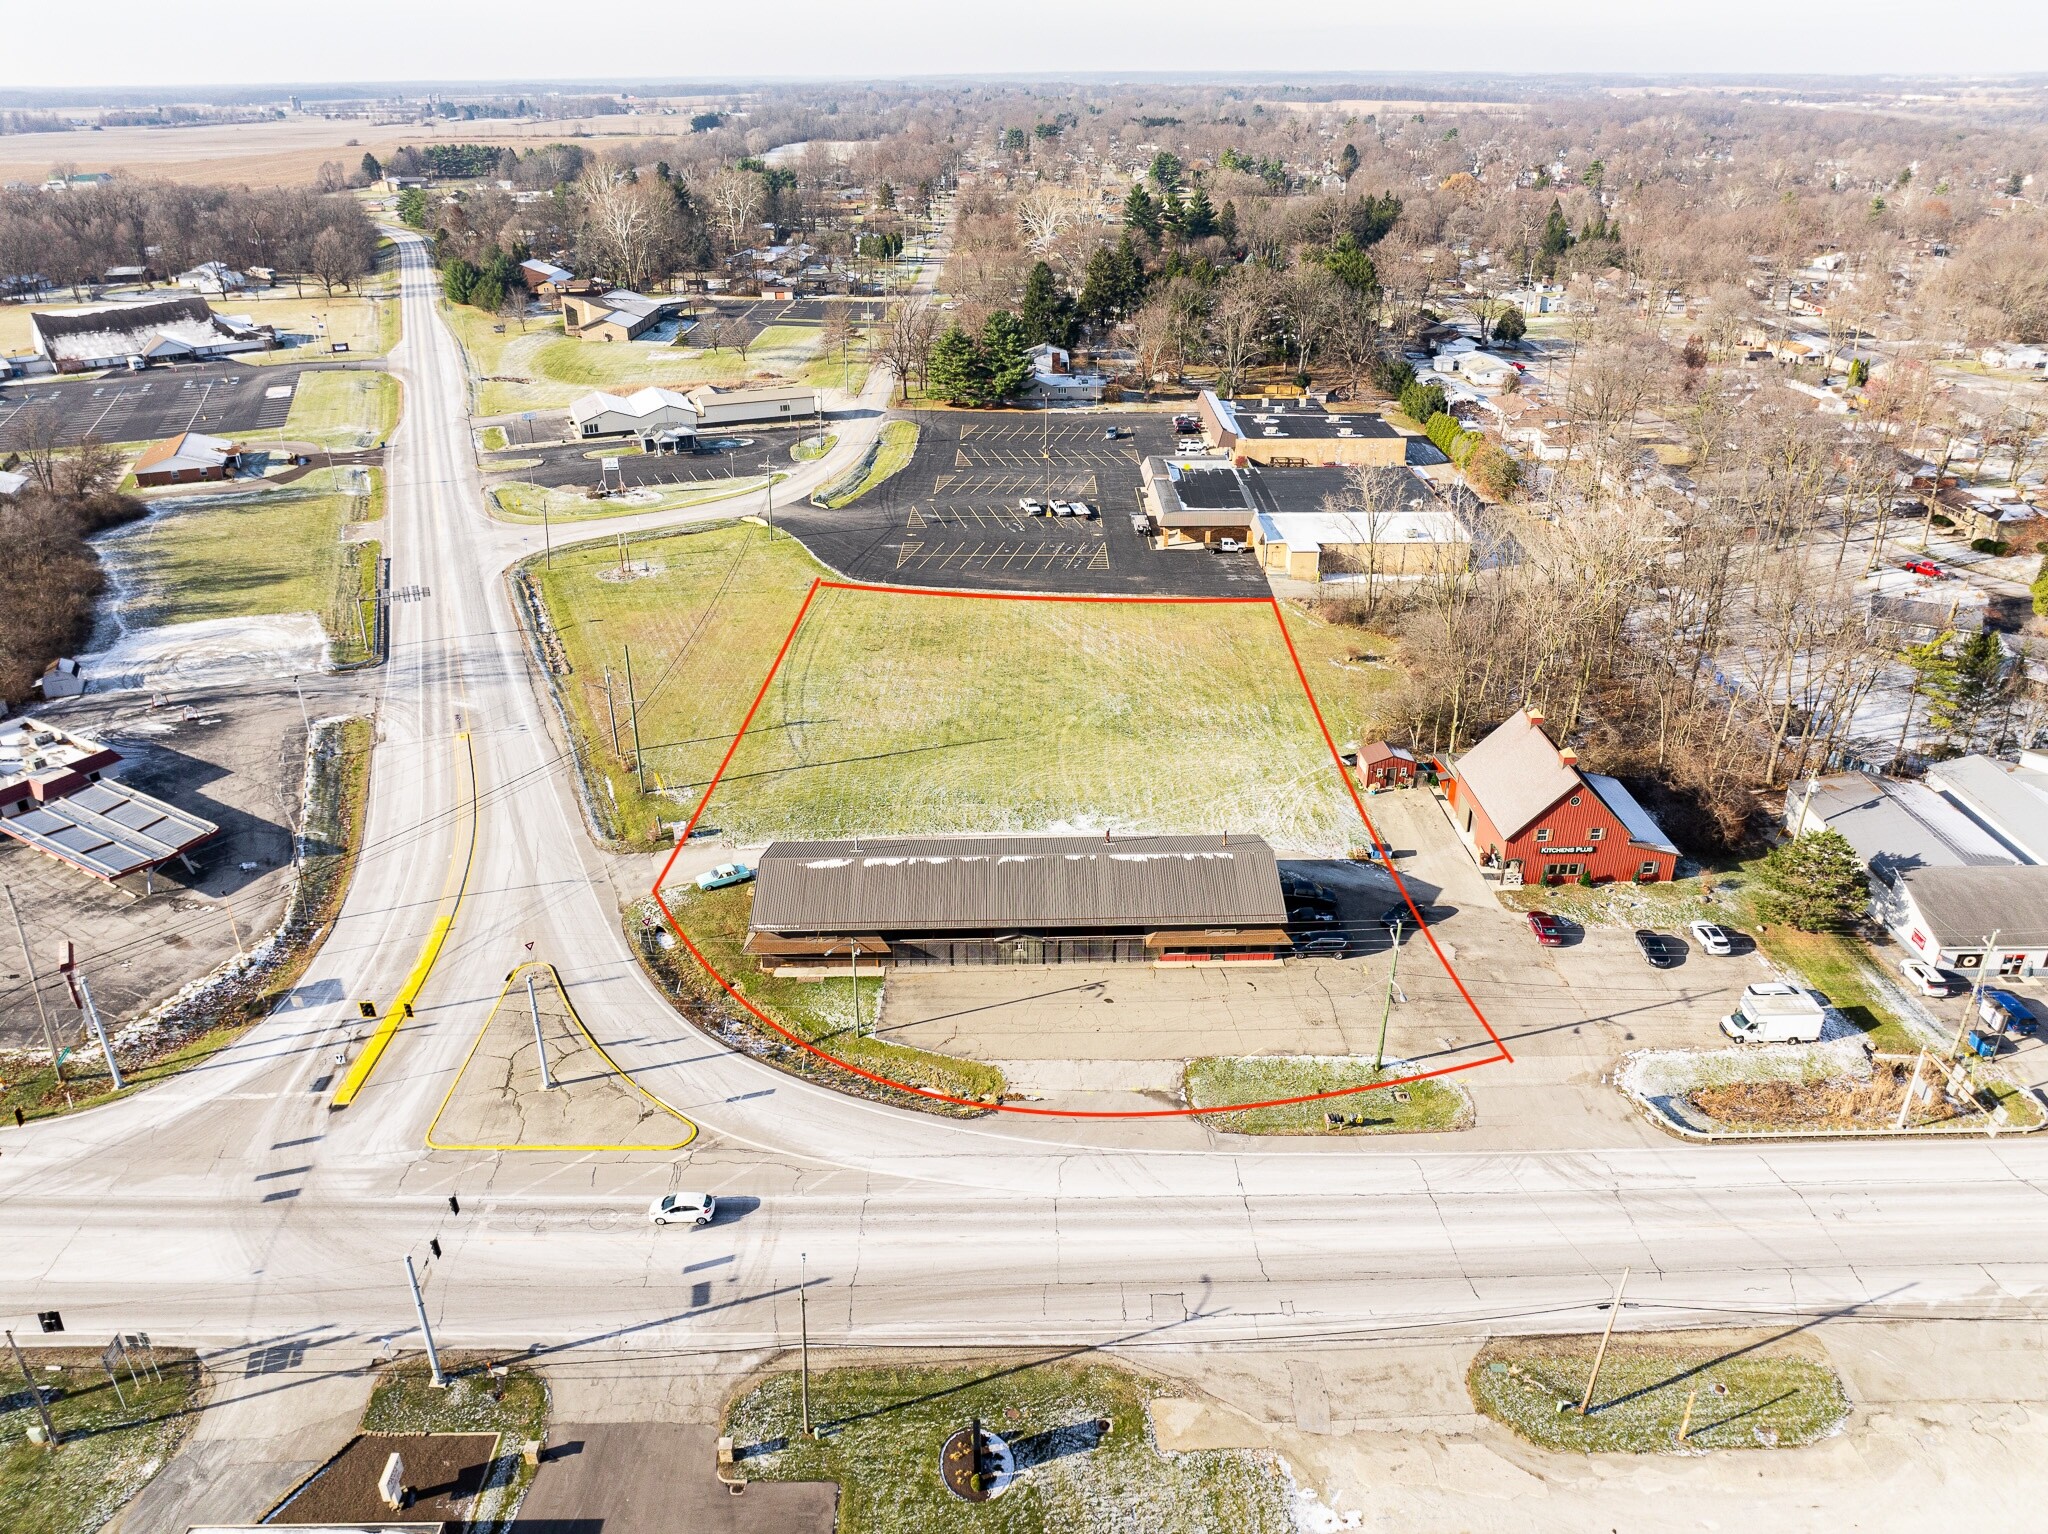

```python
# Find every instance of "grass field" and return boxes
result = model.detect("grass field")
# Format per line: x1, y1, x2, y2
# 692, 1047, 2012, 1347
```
1468, 1334, 1850, 1454
444, 301, 827, 413
652, 881, 1004, 1107
527, 522, 1385, 854
490, 472, 776, 525
236, 369, 399, 451
724, 1359, 1293, 1533
1184, 1056, 1473, 1134
818, 420, 917, 507
0, 1347, 203, 1534
102, 465, 380, 646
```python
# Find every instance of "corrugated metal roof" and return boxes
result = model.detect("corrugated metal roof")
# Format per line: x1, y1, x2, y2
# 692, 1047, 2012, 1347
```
1926, 755, 2048, 863
1799, 772, 2016, 876
748, 835, 1285, 935
0, 779, 218, 880
1897, 865, 2048, 947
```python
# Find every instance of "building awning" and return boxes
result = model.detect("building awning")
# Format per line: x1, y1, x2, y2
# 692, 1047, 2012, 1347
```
1143, 928, 1292, 950
742, 933, 893, 957
0, 780, 217, 880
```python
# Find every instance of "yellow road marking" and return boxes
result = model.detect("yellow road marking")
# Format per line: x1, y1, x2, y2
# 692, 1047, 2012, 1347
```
425, 961, 699, 1152
331, 731, 477, 1110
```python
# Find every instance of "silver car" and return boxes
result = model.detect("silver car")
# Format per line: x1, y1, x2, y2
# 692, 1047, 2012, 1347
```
649, 1192, 717, 1227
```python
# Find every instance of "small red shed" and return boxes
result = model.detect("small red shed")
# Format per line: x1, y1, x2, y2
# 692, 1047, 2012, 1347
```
1355, 741, 1417, 788
1444, 710, 1678, 886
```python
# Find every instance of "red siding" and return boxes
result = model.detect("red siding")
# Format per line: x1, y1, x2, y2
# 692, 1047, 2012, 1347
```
1451, 772, 1675, 886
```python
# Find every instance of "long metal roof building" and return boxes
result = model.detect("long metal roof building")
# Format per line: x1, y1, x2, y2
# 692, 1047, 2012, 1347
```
748, 834, 1286, 936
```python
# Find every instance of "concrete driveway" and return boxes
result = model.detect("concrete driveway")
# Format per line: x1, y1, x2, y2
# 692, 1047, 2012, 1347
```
517, 1423, 835, 1534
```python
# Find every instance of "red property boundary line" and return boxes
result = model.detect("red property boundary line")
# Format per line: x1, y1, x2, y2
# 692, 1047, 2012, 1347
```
650, 576, 1512, 1119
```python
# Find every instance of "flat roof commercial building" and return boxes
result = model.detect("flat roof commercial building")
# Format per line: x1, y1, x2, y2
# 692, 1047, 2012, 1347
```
743, 834, 1290, 972
1881, 865, 2048, 976
1194, 391, 1406, 468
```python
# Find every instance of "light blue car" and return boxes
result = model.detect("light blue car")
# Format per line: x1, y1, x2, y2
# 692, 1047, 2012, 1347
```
695, 861, 754, 891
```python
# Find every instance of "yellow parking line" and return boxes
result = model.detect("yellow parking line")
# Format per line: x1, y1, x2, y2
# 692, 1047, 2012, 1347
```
424, 961, 698, 1152
330, 731, 477, 1111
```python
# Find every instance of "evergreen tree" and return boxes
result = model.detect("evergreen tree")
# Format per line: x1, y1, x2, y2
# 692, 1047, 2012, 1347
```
1112, 231, 1148, 311
1491, 307, 1526, 344
1905, 630, 1962, 741
1754, 830, 1870, 933
981, 310, 1031, 400
1181, 184, 1216, 240
359, 151, 383, 184
442, 258, 480, 304
926, 324, 990, 406
877, 180, 896, 209
1399, 379, 1447, 423
1156, 183, 1185, 234
396, 187, 429, 228
1078, 245, 1121, 329
1216, 199, 1239, 247
1337, 142, 1359, 180
1019, 261, 1077, 349
1148, 150, 1182, 190
1122, 183, 1161, 241
1950, 628, 2012, 741
1537, 198, 1572, 276
1321, 232, 1377, 294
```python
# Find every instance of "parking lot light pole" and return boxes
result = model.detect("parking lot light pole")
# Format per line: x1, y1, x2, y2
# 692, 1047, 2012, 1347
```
526, 971, 554, 1090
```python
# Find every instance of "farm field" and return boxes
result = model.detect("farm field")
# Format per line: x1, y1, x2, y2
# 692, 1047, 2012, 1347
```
528, 522, 1381, 852
101, 465, 381, 644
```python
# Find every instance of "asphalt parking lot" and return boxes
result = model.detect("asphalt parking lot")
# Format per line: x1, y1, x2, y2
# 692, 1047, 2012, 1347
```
776, 408, 1268, 596
0, 362, 306, 450
680, 296, 873, 348
483, 427, 802, 491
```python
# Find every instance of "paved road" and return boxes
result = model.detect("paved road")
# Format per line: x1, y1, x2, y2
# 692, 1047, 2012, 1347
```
6, 230, 2048, 1378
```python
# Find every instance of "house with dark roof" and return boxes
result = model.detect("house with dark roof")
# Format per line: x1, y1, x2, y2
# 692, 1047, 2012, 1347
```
742, 834, 1289, 973
1444, 710, 1678, 886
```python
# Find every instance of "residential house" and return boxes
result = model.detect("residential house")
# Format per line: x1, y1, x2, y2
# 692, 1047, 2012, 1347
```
1444, 350, 1518, 388
518, 258, 573, 293
173, 261, 248, 295
1444, 710, 1679, 886
561, 289, 684, 342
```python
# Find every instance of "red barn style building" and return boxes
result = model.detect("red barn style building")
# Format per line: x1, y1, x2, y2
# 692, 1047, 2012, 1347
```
1445, 710, 1678, 886
1355, 741, 1417, 788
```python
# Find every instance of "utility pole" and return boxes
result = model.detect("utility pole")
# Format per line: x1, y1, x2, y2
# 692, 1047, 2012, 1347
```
6, 1329, 57, 1447
623, 644, 646, 793
1373, 919, 1402, 1075
218, 896, 245, 956
405, 1254, 446, 1388
7, 886, 61, 1082
604, 667, 620, 755
1578, 1266, 1630, 1416
526, 971, 553, 1090
799, 1251, 812, 1435
1895, 1048, 1927, 1131
850, 939, 862, 1038
541, 493, 552, 570
65, 961, 122, 1094
1677, 1385, 1698, 1446
292, 673, 311, 736
1957, 928, 2001, 1059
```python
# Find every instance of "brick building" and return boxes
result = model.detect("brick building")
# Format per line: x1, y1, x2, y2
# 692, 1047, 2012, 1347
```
1444, 710, 1678, 887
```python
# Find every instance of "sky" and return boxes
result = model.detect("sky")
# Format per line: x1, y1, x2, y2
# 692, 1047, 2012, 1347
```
3, 0, 2047, 90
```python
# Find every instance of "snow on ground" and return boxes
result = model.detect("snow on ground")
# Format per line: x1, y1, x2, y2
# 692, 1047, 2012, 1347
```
81, 611, 329, 693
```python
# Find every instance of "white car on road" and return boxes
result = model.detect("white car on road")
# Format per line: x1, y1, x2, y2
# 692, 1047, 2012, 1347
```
649, 1192, 717, 1227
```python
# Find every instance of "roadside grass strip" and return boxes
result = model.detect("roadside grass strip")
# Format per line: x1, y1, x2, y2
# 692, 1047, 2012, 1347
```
0, 1346, 202, 1534
1468, 1335, 1849, 1454
817, 420, 918, 507
425, 960, 698, 1151
238, 369, 400, 450
1184, 1056, 1472, 1134
490, 472, 777, 525
724, 1359, 1294, 1534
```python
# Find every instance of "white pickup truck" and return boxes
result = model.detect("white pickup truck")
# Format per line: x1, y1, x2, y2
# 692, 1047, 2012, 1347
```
1718, 982, 1827, 1044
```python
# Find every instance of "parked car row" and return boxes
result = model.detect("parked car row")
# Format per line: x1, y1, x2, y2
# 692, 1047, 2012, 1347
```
1015, 498, 1098, 519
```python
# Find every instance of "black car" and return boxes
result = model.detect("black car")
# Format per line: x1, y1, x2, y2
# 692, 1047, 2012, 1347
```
1633, 929, 1686, 968
1380, 902, 1434, 929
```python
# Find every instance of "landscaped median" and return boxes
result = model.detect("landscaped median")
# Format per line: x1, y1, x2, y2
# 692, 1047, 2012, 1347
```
1468, 1332, 1850, 1454
1183, 1056, 1473, 1134
630, 882, 1002, 1117
812, 419, 918, 508
723, 1357, 1295, 1532
489, 472, 781, 526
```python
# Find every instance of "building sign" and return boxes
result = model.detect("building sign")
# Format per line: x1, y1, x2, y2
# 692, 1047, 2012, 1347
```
1542, 845, 1595, 855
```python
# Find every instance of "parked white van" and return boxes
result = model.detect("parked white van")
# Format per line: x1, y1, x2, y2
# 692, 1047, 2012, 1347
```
1719, 983, 1827, 1044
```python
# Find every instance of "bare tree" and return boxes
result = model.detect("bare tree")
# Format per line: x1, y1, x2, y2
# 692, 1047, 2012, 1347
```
1210, 267, 1273, 397
876, 294, 938, 401
706, 166, 765, 260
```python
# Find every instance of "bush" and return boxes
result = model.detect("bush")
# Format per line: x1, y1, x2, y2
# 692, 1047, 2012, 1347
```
1370, 352, 1415, 396
1466, 440, 1521, 500
1971, 537, 2011, 556
1400, 379, 1447, 424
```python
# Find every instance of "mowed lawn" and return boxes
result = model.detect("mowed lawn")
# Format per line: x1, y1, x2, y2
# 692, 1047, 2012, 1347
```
532, 523, 1387, 852
106, 465, 376, 629
236, 368, 400, 451
445, 301, 826, 412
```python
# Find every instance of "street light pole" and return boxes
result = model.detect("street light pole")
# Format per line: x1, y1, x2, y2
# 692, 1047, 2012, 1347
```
526, 971, 553, 1090
76, 974, 122, 1093
798, 1251, 812, 1435
1373, 919, 1403, 1075
405, 1254, 446, 1388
